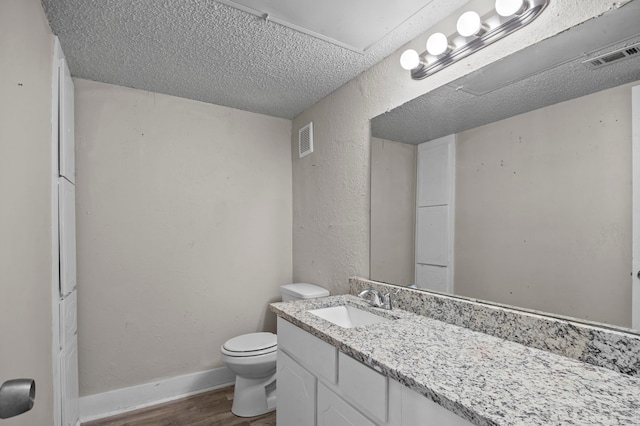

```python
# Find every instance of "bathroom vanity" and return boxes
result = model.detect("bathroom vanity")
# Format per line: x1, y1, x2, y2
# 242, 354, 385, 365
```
270, 280, 640, 426
277, 317, 470, 426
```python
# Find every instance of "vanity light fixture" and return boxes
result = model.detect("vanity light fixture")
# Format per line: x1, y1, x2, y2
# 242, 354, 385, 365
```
495, 0, 527, 17
456, 11, 487, 37
400, 49, 421, 71
426, 32, 453, 56
401, 0, 549, 79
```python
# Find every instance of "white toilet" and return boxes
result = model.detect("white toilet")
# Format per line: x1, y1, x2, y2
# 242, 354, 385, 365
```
221, 283, 330, 417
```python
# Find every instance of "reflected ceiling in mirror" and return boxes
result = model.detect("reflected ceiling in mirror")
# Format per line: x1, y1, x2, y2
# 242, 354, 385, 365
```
373, 0, 640, 145
370, 1, 640, 333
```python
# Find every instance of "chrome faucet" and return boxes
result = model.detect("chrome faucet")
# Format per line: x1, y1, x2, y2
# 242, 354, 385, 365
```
358, 288, 399, 310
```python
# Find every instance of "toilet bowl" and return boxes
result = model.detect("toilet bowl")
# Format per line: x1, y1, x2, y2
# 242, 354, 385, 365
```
221, 283, 329, 417
221, 332, 277, 417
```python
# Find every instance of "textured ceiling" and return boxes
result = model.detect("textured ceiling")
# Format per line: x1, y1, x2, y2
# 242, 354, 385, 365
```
372, 1, 640, 144
40, 0, 469, 119
217, 0, 443, 53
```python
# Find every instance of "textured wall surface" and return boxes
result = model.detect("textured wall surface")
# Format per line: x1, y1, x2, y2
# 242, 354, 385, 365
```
370, 137, 416, 286
74, 80, 292, 396
456, 82, 634, 327
292, 0, 627, 294
0, 0, 55, 424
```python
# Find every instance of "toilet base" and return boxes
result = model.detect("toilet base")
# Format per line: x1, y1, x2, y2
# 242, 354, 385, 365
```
231, 373, 277, 417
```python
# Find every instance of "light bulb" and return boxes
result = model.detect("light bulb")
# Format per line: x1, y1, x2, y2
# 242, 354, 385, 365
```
495, 0, 527, 17
400, 49, 421, 70
426, 33, 450, 56
457, 11, 485, 37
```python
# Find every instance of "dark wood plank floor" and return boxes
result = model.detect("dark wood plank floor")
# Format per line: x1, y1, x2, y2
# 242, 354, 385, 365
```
82, 386, 276, 426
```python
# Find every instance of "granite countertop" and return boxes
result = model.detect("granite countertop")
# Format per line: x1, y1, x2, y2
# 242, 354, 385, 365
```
270, 295, 640, 426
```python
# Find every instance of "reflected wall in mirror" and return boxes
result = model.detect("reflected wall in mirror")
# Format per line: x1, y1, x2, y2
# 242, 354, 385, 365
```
370, 0, 640, 332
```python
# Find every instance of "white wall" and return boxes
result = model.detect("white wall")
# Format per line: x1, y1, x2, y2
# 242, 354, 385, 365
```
370, 137, 416, 286
455, 82, 635, 327
74, 79, 292, 396
292, 0, 627, 294
0, 0, 55, 424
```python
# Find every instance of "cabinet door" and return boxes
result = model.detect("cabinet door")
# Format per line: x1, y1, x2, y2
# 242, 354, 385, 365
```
59, 59, 75, 183
278, 317, 337, 384
277, 350, 316, 426
416, 206, 449, 266
317, 383, 375, 426
338, 352, 388, 423
59, 289, 77, 350
417, 142, 451, 207
60, 336, 80, 426
415, 264, 448, 292
59, 178, 77, 296
401, 386, 472, 426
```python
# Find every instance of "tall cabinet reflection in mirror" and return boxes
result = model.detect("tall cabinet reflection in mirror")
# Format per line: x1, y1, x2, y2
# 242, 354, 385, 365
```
415, 136, 455, 294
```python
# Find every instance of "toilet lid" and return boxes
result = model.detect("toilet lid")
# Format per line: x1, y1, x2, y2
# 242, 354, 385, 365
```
223, 332, 277, 353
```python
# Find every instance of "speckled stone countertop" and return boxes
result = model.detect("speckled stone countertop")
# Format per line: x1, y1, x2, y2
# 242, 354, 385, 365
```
270, 295, 640, 426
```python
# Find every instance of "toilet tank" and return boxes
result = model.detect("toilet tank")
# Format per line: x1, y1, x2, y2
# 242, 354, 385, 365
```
280, 283, 330, 302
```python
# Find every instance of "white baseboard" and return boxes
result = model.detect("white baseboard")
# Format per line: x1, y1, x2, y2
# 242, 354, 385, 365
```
79, 366, 235, 422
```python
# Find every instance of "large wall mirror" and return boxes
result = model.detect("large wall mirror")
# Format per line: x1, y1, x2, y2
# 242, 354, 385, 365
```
370, 1, 640, 332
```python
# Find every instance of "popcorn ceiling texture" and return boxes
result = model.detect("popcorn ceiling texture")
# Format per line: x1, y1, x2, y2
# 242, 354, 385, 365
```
40, 0, 469, 119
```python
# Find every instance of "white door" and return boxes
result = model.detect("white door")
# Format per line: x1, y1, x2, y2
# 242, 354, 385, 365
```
59, 290, 78, 350
59, 60, 75, 183
60, 336, 79, 426
58, 178, 76, 297
632, 85, 640, 330
51, 36, 78, 426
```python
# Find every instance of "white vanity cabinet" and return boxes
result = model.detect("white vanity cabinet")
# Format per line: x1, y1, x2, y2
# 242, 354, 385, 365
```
317, 382, 376, 426
277, 350, 316, 426
277, 318, 472, 426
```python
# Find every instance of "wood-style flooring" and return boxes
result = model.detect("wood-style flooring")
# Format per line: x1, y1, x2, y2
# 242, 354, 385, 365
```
82, 386, 276, 426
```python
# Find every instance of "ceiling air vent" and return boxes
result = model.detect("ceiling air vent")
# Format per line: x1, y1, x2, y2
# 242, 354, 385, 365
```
583, 41, 640, 69
299, 122, 313, 158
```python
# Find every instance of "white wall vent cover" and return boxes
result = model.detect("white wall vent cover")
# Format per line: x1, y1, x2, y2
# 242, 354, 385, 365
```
583, 41, 640, 69
299, 122, 313, 158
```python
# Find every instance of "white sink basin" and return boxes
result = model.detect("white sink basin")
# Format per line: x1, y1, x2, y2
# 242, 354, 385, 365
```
307, 305, 390, 328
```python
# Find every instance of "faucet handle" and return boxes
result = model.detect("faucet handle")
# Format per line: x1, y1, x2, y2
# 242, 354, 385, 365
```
382, 288, 401, 310
358, 289, 383, 308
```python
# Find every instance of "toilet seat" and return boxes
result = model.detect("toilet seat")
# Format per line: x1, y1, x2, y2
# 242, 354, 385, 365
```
221, 332, 277, 357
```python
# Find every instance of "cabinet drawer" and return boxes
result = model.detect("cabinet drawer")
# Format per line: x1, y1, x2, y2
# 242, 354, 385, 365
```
318, 382, 375, 426
278, 317, 337, 384
338, 352, 388, 423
